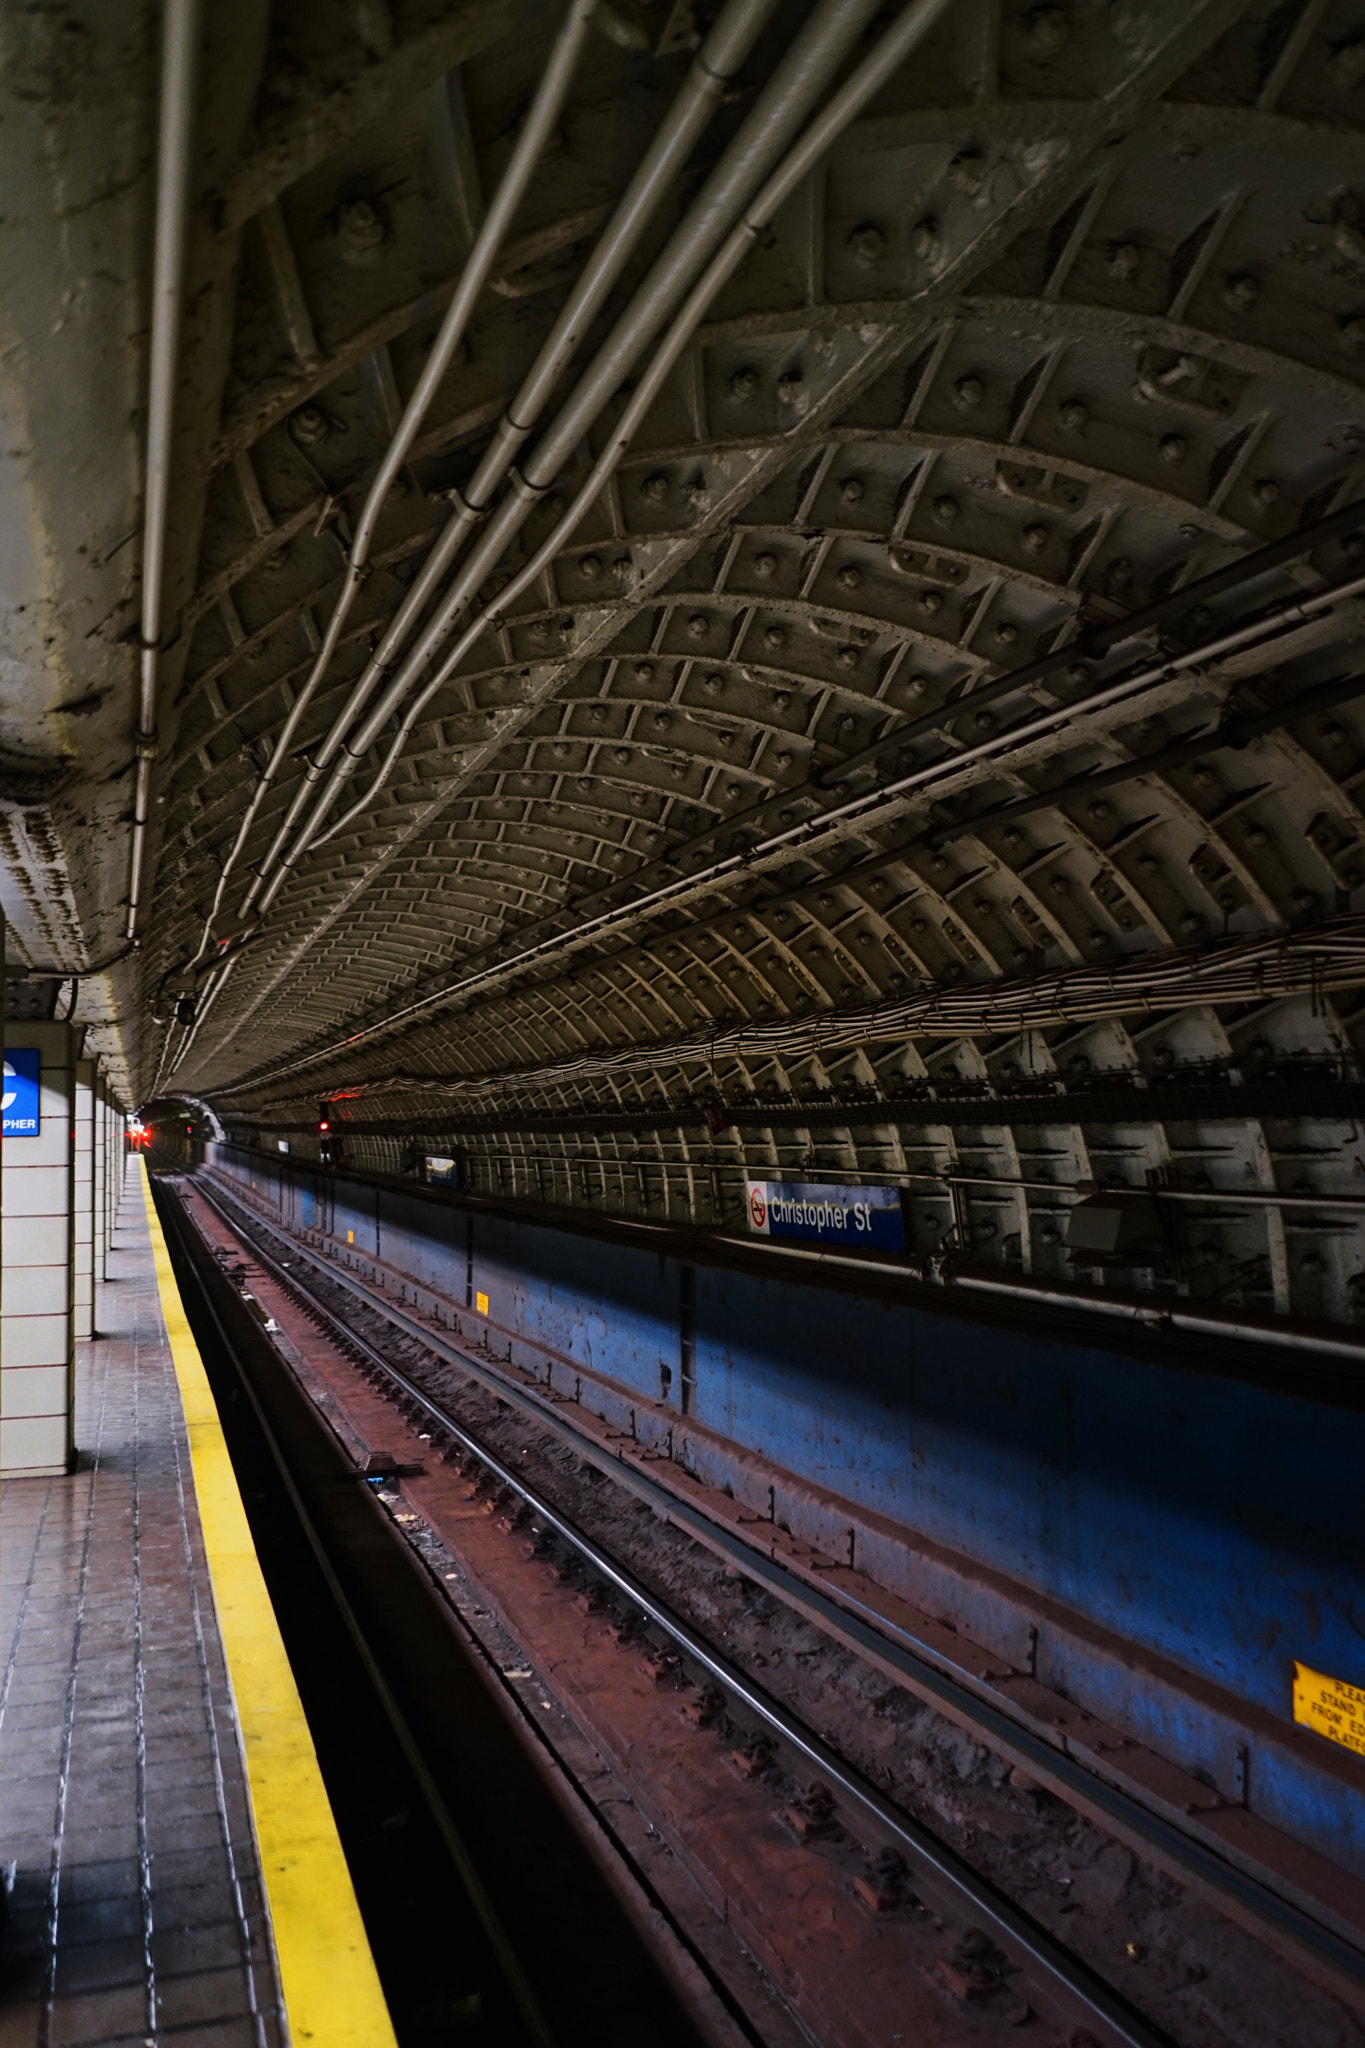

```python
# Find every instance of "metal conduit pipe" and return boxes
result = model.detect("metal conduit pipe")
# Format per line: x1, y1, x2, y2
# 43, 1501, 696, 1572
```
240, 0, 780, 915
922, 665, 1365, 850
751, 1239, 1365, 1365
816, 493, 1365, 784
943, 1172, 1365, 1213
826, 524, 1365, 794
305, 566, 1365, 1010
126, 0, 202, 942
207, 885, 1365, 1105
273, 172, 1365, 933
248, 562, 1365, 1074
450, 0, 782, 497
176, 0, 979, 1086
194, 0, 601, 957
313, 0, 964, 856
279, 556, 1365, 1033
1137, 1185, 1365, 1213
338, 569, 1365, 873
315, 0, 962, 855
253, 0, 895, 904
814, 567, 1365, 830
168, 949, 238, 1077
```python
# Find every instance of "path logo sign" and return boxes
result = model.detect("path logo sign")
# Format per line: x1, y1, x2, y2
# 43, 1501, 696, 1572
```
2, 1048, 41, 1136
744, 1179, 905, 1251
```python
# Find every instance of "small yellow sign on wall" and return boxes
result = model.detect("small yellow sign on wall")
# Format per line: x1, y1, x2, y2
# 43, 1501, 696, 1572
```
475, 1290, 489, 1316
1293, 1662, 1365, 1760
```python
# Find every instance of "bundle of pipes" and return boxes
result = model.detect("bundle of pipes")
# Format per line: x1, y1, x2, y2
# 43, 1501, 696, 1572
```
211, 907, 1365, 1108
155, 0, 966, 1078
177, 529, 1365, 1101
151, 0, 1365, 1094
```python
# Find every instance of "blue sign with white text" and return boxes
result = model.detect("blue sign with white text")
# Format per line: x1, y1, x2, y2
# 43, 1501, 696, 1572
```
745, 1179, 905, 1251
3, 1048, 41, 1137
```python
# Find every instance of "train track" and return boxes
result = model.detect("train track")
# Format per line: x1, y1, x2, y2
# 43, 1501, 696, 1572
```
153, 1166, 732, 2048
167, 1167, 1365, 2048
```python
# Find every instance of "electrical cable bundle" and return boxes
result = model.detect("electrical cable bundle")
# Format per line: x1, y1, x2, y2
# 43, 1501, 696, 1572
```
303, 910, 1365, 1108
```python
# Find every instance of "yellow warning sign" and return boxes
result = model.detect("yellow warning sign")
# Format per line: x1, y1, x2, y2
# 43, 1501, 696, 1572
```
475, 1290, 489, 1316
1293, 1662, 1365, 1760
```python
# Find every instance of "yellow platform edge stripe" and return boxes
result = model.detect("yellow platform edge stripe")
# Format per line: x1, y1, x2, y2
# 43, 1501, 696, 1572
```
138, 1162, 398, 2048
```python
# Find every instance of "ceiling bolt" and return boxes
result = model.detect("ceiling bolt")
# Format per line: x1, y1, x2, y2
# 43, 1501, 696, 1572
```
846, 223, 884, 267
290, 406, 330, 448
336, 197, 387, 264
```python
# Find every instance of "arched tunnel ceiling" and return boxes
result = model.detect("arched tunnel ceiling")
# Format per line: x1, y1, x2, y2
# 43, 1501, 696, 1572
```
23, 0, 1365, 1322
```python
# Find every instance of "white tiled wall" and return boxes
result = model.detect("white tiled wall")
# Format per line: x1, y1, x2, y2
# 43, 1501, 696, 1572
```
74, 1060, 94, 1343
2, 1023, 75, 1475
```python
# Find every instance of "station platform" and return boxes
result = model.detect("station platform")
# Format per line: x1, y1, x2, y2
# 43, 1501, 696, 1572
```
0, 1162, 393, 2047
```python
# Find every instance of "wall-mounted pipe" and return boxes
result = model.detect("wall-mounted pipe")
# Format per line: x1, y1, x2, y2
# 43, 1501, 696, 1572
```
212, 571, 1365, 1096
249, 0, 902, 911
828, 492, 1365, 784
193, 0, 603, 961
922, 664, 1365, 849
299, 0, 966, 867
238, 0, 783, 919
127, 0, 202, 942
751, 1238, 1365, 1365
943, 1171, 1365, 1213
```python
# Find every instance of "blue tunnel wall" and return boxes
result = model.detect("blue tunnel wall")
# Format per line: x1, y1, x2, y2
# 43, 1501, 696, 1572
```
207, 1143, 1364, 1872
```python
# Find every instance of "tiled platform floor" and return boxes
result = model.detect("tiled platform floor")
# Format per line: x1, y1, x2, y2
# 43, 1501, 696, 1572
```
0, 1164, 285, 2046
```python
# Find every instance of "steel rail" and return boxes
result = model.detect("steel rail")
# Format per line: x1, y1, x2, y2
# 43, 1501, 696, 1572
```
190, 1170, 1365, 2020
183, 1174, 1175, 2048
154, 1177, 558, 2048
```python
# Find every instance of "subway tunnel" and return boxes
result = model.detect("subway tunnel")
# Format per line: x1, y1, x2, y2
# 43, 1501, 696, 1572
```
1, 1, 1364, 2042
